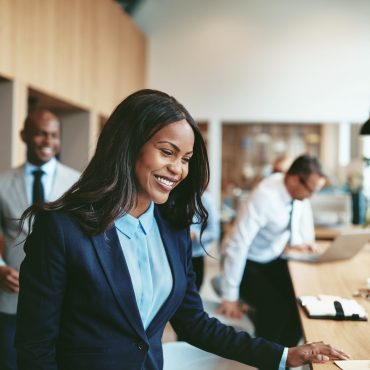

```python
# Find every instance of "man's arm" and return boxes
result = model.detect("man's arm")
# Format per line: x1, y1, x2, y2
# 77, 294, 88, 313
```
219, 194, 266, 317
290, 199, 317, 251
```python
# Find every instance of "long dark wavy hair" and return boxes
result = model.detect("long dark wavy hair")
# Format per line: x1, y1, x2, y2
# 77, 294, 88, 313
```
21, 89, 210, 236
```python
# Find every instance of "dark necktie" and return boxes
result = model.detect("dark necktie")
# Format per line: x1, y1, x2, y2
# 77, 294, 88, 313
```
32, 169, 45, 204
287, 200, 295, 246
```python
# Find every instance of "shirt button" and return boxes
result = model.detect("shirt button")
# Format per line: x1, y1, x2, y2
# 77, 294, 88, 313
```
137, 342, 145, 350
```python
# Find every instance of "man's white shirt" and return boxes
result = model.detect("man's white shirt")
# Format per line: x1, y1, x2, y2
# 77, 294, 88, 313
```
221, 173, 314, 301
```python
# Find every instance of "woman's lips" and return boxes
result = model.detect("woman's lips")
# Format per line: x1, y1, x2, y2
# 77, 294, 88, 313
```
154, 175, 177, 191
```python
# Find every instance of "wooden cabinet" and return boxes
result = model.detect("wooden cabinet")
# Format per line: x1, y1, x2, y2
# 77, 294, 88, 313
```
222, 123, 322, 192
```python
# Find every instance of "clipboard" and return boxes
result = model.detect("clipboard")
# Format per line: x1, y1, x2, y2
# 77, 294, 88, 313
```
298, 295, 367, 321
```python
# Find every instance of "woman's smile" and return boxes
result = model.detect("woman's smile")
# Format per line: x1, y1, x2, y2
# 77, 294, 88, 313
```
154, 175, 178, 191
132, 119, 194, 216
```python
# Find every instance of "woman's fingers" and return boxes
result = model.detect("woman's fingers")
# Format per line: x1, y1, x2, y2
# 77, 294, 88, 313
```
320, 344, 350, 360
315, 354, 329, 362
287, 341, 350, 367
308, 342, 350, 362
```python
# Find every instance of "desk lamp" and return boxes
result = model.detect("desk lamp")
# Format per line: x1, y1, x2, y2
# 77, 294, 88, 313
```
359, 113, 370, 226
360, 115, 370, 135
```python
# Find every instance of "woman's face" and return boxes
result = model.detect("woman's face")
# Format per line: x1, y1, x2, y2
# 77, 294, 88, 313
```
133, 119, 195, 217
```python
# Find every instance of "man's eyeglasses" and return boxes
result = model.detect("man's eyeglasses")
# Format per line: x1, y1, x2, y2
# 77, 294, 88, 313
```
299, 176, 316, 194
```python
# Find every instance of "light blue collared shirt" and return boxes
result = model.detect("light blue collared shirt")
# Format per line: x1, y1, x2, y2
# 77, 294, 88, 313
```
279, 347, 288, 369
115, 202, 288, 366
115, 202, 173, 329
24, 157, 58, 204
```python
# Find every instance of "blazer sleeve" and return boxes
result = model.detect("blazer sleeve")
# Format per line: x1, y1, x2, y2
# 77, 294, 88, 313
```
16, 212, 67, 370
170, 232, 284, 370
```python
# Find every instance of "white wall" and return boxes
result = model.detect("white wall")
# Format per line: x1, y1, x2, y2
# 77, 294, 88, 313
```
135, 0, 370, 121
134, 0, 370, 206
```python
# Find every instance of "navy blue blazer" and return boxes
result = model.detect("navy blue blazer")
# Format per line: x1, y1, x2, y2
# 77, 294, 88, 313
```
16, 207, 283, 370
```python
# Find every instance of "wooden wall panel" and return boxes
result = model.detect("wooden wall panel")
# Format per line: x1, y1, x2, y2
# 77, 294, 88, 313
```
77, 0, 95, 106
0, 0, 15, 77
118, 17, 147, 100
0, 0, 146, 114
53, 0, 81, 104
94, 0, 122, 114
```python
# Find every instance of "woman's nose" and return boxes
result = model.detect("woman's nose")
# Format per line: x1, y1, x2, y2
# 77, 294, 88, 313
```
168, 160, 182, 174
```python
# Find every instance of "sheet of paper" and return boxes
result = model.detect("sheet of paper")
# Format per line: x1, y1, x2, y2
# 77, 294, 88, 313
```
334, 360, 370, 369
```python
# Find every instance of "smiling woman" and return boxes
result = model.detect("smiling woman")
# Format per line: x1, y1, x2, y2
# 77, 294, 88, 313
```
15, 89, 349, 370
134, 119, 194, 217
20, 89, 209, 235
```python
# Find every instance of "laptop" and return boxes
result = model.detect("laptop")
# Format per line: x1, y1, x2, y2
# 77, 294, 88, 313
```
284, 229, 370, 263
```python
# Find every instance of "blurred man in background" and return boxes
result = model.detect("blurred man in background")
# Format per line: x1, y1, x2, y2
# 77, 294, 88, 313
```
218, 154, 326, 347
0, 109, 80, 370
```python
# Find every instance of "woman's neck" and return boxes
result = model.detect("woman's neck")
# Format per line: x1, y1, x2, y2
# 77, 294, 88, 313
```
129, 199, 151, 218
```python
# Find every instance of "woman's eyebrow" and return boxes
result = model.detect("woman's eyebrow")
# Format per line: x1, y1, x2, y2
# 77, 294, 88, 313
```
156, 141, 193, 155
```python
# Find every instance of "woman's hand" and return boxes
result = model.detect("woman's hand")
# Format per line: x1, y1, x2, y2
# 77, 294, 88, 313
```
287, 341, 350, 367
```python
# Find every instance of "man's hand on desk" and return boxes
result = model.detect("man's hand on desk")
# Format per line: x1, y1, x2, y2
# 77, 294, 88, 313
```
0, 265, 19, 293
287, 341, 350, 367
216, 300, 248, 319
290, 242, 318, 252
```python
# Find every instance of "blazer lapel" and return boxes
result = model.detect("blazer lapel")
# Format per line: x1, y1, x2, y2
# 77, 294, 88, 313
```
49, 162, 68, 200
146, 208, 183, 336
91, 226, 146, 341
13, 167, 28, 210
49, 162, 61, 200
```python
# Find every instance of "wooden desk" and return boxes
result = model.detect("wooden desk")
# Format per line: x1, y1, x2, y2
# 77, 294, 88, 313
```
315, 227, 342, 240
288, 244, 370, 369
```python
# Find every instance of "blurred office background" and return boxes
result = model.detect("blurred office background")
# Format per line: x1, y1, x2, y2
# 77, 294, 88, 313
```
1, 0, 370, 227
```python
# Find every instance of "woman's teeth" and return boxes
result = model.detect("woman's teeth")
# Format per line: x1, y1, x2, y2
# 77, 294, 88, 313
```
156, 176, 175, 187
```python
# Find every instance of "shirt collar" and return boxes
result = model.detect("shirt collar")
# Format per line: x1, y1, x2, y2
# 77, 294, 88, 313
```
115, 202, 154, 239
25, 157, 57, 177
278, 174, 294, 206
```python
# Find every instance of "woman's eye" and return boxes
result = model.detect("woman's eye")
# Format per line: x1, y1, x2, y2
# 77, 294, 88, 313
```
161, 149, 172, 156
182, 157, 190, 163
